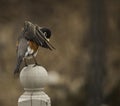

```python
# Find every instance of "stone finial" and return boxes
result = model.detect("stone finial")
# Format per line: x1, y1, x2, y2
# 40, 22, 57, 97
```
18, 64, 51, 106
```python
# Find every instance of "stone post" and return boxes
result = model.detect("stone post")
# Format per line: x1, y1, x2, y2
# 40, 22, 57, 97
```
18, 64, 51, 106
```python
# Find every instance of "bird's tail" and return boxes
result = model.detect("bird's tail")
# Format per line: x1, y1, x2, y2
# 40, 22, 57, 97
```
14, 56, 23, 75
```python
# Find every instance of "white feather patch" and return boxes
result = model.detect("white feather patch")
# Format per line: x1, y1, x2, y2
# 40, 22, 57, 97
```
25, 46, 33, 57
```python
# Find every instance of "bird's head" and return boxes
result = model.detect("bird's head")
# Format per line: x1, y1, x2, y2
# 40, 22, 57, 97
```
40, 27, 51, 41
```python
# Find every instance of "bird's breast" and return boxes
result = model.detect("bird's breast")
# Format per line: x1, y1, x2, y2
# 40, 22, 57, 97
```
25, 41, 39, 58
29, 41, 39, 52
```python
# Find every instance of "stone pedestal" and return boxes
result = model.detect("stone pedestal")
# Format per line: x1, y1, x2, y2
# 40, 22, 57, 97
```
18, 65, 51, 106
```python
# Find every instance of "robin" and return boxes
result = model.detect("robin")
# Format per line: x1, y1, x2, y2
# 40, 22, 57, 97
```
14, 21, 55, 74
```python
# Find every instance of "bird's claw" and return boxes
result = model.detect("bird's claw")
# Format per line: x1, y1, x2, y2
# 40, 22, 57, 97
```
33, 63, 40, 67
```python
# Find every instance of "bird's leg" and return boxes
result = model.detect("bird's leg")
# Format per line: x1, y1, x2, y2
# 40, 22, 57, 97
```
32, 55, 40, 66
24, 58, 28, 67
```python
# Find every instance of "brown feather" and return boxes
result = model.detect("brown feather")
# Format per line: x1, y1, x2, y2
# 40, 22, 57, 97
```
29, 41, 39, 53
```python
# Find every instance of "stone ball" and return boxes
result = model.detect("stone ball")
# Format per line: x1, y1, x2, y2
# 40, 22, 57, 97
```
20, 64, 48, 90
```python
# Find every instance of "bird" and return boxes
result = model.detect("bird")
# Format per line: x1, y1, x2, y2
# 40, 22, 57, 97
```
14, 21, 55, 74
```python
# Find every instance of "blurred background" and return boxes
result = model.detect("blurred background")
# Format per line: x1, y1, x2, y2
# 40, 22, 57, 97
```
0, 0, 119, 106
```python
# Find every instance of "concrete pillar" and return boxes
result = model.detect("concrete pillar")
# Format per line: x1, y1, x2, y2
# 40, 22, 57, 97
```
18, 64, 51, 106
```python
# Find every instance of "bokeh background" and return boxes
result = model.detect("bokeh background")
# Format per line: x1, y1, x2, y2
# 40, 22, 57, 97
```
0, 0, 119, 106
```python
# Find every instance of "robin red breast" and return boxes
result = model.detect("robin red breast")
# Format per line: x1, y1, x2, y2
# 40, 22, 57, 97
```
14, 21, 55, 74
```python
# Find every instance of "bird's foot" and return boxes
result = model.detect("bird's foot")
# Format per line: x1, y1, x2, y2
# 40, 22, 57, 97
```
25, 64, 28, 67
33, 63, 40, 67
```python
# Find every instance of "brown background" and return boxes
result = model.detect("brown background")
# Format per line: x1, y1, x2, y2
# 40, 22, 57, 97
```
0, 0, 119, 106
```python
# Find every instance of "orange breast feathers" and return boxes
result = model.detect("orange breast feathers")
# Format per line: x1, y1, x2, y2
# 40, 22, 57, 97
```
29, 41, 39, 53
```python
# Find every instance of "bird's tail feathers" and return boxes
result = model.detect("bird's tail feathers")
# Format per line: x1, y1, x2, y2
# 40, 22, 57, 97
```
14, 56, 23, 75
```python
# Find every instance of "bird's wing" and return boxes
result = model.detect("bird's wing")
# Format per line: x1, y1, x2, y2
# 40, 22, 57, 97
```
23, 24, 55, 50
14, 38, 28, 74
